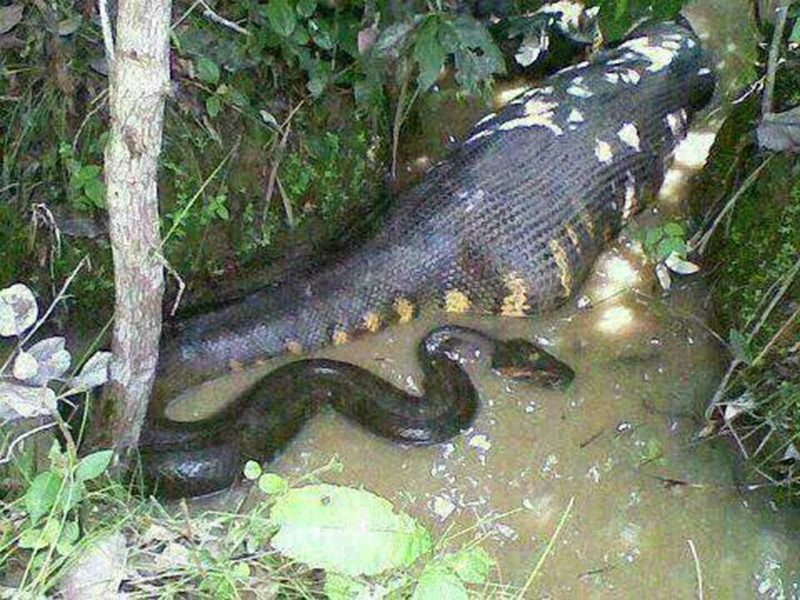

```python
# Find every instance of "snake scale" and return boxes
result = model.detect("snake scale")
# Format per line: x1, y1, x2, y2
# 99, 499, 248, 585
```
140, 20, 715, 497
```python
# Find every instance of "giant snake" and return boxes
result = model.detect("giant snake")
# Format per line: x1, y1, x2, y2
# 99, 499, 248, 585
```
139, 20, 715, 498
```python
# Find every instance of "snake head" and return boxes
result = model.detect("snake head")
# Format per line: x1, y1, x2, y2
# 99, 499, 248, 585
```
491, 338, 575, 390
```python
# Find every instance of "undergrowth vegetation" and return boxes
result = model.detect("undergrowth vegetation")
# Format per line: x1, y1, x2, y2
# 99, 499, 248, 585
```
7, 0, 800, 595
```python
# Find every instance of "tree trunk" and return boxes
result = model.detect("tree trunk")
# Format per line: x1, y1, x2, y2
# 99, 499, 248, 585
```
96, 0, 171, 451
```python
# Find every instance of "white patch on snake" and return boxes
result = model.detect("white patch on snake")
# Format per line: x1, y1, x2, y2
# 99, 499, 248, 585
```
465, 129, 494, 144
498, 99, 563, 135
623, 171, 637, 219
665, 109, 687, 136
620, 68, 641, 85
698, 67, 711, 76
604, 72, 620, 84
594, 139, 614, 165
617, 123, 640, 151
476, 112, 497, 127
567, 80, 593, 98
538, 0, 584, 30
567, 108, 584, 124
620, 36, 678, 72
661, 40, 682, 51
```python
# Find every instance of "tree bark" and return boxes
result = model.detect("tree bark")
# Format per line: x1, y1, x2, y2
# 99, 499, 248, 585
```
96, 0, 171, 450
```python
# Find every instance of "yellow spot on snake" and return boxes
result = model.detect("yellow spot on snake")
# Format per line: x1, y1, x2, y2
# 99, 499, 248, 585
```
444, 289, 471, 313
501, 273, 530, 317
393, 296, 415, 323
548, 239, 573, 297
362, 311, 382, 333
565, 225, 581, 254
332, 327, 349, 346
285, 340, 303, 356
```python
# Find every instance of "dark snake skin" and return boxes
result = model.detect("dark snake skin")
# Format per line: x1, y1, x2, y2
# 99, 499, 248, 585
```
140, 326, 574, 497
139, 21, 715, 497
155, 21, 714, 396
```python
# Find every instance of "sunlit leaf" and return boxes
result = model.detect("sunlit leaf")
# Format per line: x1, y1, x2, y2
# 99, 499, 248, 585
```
411, 564, 468, 600
25, 337, 71, 385
270, 484, 432, 576
70, 351, 112, 390
258, 473, 288, 494
13, 351, 39, 381
26, 471, 63, 524
443, 546, 495, 584
243, 460, 262, 480
75, 450, 113, 482
0, 381, 57, 420
0, 283, 38, 337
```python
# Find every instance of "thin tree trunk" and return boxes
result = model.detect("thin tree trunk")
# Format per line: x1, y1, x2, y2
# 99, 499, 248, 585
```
96, 0, 171, 450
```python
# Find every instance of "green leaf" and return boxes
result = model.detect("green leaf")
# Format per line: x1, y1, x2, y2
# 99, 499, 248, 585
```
729, 328, 752, 364
411, 565, 468, 600
26, 471, 62, 524
324, 573, 368, 599
644, 227, 663, 250
258, 473, 288, 494
663, 222, 684, 237
195, 57, 220, 85
206, 95, 222, 118
19, 528, 50, 550
296, 0, 316, 18
244, 460, 262, 480
656, 236, 686, 260
83, 178, 106, 207
270, 484, 432, 576
444, 546, 495, 584
413, 19, 446, 91
75, 450, 113, 482
791, 20, 800, 44
265, 0, 296, 37
310, 18, 334, 50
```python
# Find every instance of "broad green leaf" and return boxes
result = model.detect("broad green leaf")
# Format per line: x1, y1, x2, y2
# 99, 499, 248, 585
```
729, 329, 751, 364
644, 227, 663, 250
663, 222, 684, 237
413, 19, 446, 91
195, 57, 220, 84
444, 546, 495, 584
258, 473, 288, 494
243, 460, 262, 480
26, 471, 62, 524
19, 528, 50, 550
411, 564, 468, 600
656, 236, 685, 260
83, 178, 106, 207
296, 0, 316, 18
310, 18, 334, 50
270, 484, 432, 576
791, 20, 800, 43
206, 95, 222, 118
265, 0, 296, 37
75, 450, 113, 482
324, 573, 368, 599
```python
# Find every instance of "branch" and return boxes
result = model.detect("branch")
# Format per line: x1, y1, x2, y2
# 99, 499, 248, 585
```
762, 0, 791, 117
98, 0, 115, 62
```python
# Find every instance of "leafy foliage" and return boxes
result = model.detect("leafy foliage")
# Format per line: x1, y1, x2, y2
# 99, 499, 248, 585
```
586, 0, 685, 42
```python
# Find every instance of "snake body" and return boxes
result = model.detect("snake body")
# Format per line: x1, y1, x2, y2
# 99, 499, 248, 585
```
140, 21, 715, 497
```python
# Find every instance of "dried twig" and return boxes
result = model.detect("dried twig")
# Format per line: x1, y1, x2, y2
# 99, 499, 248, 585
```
0, 421, 57, 465
687, 539, 704, 600
762, 0, 791, 117
263, 100, 305, 223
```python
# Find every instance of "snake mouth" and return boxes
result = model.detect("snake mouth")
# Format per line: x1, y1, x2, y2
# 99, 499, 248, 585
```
491, 339, 575, 390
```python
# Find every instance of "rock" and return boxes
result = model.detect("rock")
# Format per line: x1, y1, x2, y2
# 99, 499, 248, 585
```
59, 532, 127, 599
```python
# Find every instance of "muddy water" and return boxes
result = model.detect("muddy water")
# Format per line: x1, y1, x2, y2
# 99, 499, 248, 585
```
169, 3, 800, 596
